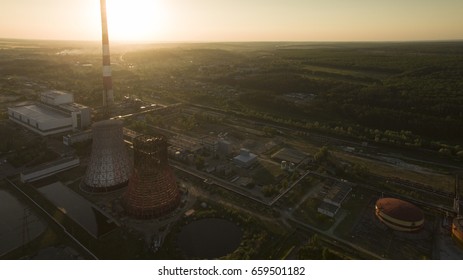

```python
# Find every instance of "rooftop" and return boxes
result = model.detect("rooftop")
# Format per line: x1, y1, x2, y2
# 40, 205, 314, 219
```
11, 104, 69, 122
234, 150, 257, 164
59, 102, 89, 112
271, 147, 308, 164
324, 182, 352, 205
41, 90, 71, 98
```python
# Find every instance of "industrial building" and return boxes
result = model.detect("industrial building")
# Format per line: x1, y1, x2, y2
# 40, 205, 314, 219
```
323, 182, 352, 207
271, 148, 308, 165
8, 90, 91, 136
63, 130, 92, 146
233, 148, 257, 168
123, 135, 180, 219
318, 202, 340, 218
218, 139, 232, 156
20, 156, 80, 183
82, 120, 131, 192
375, 198, 424, 232
317, 181, 352, 217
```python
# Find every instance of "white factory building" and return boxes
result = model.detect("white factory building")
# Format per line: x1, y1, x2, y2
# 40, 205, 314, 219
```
8, 90, 91, 136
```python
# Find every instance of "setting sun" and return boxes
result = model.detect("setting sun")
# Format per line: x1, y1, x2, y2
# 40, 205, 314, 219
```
105, 0, 168, 42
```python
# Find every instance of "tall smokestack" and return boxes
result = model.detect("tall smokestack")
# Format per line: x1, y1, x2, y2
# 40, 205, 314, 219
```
100, 0, 114, 107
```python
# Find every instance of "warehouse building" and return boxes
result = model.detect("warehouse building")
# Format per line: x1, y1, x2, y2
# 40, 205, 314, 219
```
8, 90, 91, 136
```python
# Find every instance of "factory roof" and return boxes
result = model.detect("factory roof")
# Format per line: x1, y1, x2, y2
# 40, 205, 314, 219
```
41, 90, 71, 98
10, 104, 69, 122
234, 150, 257, 164
21, 156, 79, 176
271, 148, 308, 164
318, 202, 339, 215
323, 182, 352, 206
59, 102, 89, 112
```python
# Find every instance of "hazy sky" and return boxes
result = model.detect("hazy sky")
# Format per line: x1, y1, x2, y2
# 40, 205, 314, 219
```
1, 0, 462, 42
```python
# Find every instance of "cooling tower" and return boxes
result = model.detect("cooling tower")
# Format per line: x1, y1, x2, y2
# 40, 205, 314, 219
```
123, 135, 181, 219
82, 120, 131, 192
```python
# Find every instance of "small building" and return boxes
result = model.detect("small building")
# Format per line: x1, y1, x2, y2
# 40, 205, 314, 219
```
200, 136, 218, 155
169, 135, 202, 153
218, 139, 232, 156
281, 161, 288, 170
271, 147, 308, 165
317, 202, 339, 218
63, 130, 92, 146
317, 181, 352, 218
216, 164, 234, 176
323, 182, 352, 207
233, 148, 257, 168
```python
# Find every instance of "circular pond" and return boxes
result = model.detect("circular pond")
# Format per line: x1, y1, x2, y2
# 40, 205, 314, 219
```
178, 218, 242, 259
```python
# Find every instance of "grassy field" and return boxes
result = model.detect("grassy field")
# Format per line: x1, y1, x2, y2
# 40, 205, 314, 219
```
335, 151, 454, 192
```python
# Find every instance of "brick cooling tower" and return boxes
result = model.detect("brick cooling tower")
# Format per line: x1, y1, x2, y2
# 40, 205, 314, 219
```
123, 135, 180, 219
82, 120, 131, 192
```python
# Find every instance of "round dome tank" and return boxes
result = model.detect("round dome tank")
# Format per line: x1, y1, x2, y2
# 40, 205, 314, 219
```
375, 197, 424, 232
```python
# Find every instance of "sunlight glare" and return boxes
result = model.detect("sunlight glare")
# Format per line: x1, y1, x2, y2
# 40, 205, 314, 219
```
106, 0, 168, 42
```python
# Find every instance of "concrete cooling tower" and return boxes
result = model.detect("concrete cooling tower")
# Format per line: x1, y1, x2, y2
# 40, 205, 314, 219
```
123, 135, 180, 219
82, 120, 131, 192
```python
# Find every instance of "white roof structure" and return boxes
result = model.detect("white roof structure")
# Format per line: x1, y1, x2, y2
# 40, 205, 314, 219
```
8, 91, 91, 136
234, 148, 257, 167
40, 90, 74, 105
12, 104, 69, 122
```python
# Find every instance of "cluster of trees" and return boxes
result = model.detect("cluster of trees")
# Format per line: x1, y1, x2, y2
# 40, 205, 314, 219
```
6, 139, 57, 168
207, 43, 463, 154
174, 115, 197, 130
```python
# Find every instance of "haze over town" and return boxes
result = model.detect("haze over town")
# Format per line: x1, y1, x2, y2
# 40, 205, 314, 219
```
1, 0, 462, 42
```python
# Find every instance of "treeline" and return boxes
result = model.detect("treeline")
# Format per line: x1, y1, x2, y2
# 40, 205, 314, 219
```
209, 43, 463, 147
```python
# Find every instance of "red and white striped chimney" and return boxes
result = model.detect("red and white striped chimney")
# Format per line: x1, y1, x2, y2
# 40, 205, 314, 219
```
100, 0, 114, 107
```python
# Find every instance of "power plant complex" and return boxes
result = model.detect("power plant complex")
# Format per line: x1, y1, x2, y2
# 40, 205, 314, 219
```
4, 0, 463, 262
82, 0, 127, 193
82, 0, 181, 220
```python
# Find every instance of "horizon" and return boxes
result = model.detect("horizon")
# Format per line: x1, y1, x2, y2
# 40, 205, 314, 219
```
1, 0, 463, 42
1, 37, 463, 45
